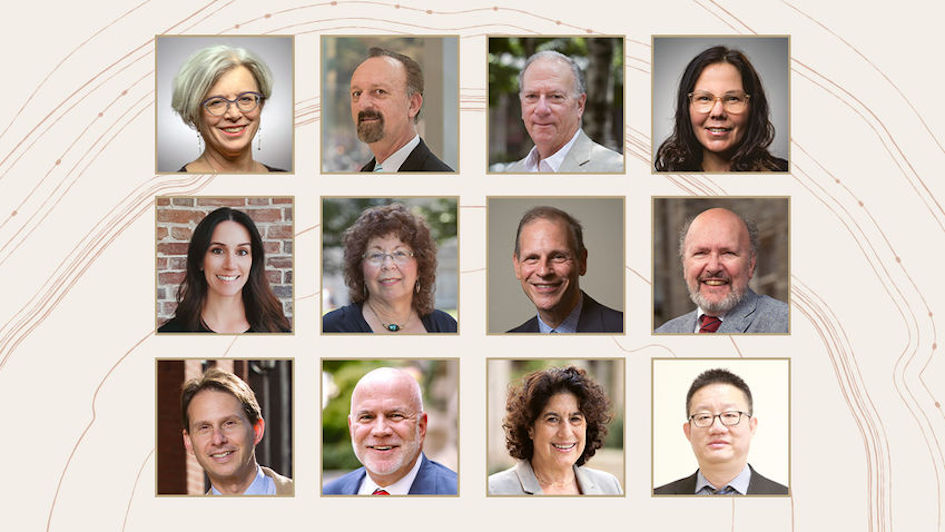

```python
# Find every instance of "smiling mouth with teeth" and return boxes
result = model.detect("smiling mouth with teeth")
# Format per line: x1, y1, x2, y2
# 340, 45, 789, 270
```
552, 443, 577, 450
210, 450, 234, 458
217, 274, 239, 281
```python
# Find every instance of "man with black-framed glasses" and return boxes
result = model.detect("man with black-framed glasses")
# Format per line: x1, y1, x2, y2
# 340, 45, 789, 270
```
654, 368, 788, 495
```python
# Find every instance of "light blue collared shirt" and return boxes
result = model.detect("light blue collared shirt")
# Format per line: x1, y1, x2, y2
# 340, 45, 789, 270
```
210, 464, 276, 495
374, 135, 420, 172
537, 294, 584, 333
695, 464, 751, 495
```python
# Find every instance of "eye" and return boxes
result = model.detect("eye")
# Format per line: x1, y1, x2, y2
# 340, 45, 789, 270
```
569, 414, 584, 424
373, 88, 386, 96
236, 248, 250, 256
205, 98, 226, 110
694, 414, 712, 424
551, 253, 572, 264
357, 414, 374, 422
392, 250, 410, 260
209, 247, 223, 255
545, 415, 560, 423
721, 412, 740, 423
523, 93, 538, 101
388, 413, 405, 420
367, 253, 384, 263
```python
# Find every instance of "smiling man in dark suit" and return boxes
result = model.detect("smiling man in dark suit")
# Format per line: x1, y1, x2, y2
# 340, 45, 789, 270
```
508, 206, 622, 333
349, 48, 453, 173
323, 367, 457, 495
654, 368, 788, 495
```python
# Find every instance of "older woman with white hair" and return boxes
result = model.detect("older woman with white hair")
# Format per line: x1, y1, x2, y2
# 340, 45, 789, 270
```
172, 45, 285, 173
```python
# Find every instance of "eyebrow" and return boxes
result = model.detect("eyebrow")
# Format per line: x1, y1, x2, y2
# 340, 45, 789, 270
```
209, 241, 251, 247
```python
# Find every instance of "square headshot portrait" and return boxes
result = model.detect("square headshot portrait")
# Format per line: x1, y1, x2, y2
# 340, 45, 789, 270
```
321, 359, 459, 495
321, 197, 458, 333
320, 36, 458, 173
487, 359, 625, 495
488, 36, 625, 173
652, 36, 789, 173
487, 197, 624, 334
155, 36, 294, 173
652, 197, 789, 334
156, 358, 294, 496
155, 196, 294, 333
652, 358, 790, 496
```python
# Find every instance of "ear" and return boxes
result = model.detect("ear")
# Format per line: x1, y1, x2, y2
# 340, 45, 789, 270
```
408, 92, 423, 120
182, 429, 194, 455
578, 248, 588, 276
575, 93, 587, 116
527, 424, 534, 440
513, 253, 523, 280
252, 418, 266, 446
683, 421, 692, 442
417, 412, 428, 441
748, 415, 758, 437
747, 252, 757, 280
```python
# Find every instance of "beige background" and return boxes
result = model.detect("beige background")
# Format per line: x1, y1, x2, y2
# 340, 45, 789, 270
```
487, 197, 625, 333
2, 0, 944, 531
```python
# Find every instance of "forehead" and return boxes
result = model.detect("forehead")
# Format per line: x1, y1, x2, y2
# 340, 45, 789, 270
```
351, 374, 419, 412
522, 57, 575, 92
188, 389, 247, 422
693, 62, 744, 92
519, 217, 575, 251
365, 233, 408, 249
689, 383, 749, 411
351, 56, 406, 88
684, 210, 749, 250
210, 220, 251, 243
540, 391, 580, 414
208, 65, 258, 95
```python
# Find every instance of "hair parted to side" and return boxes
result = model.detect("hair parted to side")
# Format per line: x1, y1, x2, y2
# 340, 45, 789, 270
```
365, 47, 424, 122
180, 366, 262, 431
513, 205, 586, 258
342, 203, 438, 316
655, 45, 784, 172
503, 365, 612, 467
171, 45, 274, 129
685, 368, 754, 417
676, 208, 759, 259
517, 50, 586, 97
168, 207, 290, 332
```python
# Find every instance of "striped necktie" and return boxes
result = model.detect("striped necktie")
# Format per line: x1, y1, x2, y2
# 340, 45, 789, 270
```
699, 314, 722, 333
372, 488, 390, 495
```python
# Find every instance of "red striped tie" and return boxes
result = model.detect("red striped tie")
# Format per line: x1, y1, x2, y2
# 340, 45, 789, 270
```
372, 488, 390, 495
699, 314, 722, 333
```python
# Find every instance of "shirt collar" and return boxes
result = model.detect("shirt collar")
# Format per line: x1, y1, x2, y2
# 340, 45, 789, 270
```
522, 129, 582, 172
357, 452, 424, 495
695, 464, 751, 495
374, 135, 420, 173
210, 464, 275, 495
693, 305, 727, 333
537, 292, 583, 333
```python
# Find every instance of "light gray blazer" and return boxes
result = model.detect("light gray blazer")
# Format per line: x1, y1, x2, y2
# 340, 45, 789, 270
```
504, 129, 624, 173
488, 460, 622, 495
655, 288, 789, 334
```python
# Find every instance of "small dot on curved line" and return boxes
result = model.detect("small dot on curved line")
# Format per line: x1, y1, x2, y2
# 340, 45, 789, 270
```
895, 256, 901, 263
331, 1, 337, 4
835, 179, 840, 183
265, 13, 271, 17
121, 90, 127, 95
395, 4, 400, 7
98, 112, 103, 117
426, 9, 432, 13
929, 311, 933, 317
556, 20, 561, 24
933, 343, 938, 349
493, 6, 498, 10
936, 402, 941, 408
11, 211, 17, 216
55, 159, 61, 165
858, 201, 864, 206
235, 24, 240, 29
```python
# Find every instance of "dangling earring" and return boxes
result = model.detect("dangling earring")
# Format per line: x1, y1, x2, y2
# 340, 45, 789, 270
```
256, 126, 262, 151
196, 131, 203, 153
415, 280, 421, 294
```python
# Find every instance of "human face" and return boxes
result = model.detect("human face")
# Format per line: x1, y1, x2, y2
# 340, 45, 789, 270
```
513, 218, 586, 326
348, 371, 427, 486
683, 383, 757, 470
362, 233, 418, 305
520, 57, 586, 159
528, 392, 586, 472
182, 389, 263, 493
198, 66, 262, 160
681, 208, 755, 315
203, 220, 252, 300
350, 56, 421, 148
689, 62, 749, 163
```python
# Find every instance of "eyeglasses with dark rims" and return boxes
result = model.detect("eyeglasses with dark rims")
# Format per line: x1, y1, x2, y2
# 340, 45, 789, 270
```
688, 410, 751, 427
201, 91, 264, 116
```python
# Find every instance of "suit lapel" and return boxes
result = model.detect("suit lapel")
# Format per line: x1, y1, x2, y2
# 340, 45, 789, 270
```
398, 139, 428, 171
407, 454, 430, 494
718, 289, 759, 333
558, 130, 592, 172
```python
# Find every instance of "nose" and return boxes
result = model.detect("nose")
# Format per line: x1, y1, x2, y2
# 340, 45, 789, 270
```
708, 97, 726, 118
705, 251, 721, 271
222, 251, 235, 268
708, 415, 728, 433
370, 416, 393, 436
534, 95, 551, 114
223, 101, 243, 120
536, 258, 554, 276
211, 426, 228, 445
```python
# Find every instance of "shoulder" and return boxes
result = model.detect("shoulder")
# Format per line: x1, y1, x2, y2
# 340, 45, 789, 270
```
747, 465, 789, 495
750, 292, 790, 332
412, 455, 457, 494
260, 466, 294, 496
653, 471, 698, 495
655, 310, 697, 334
262, 163, 287, 172
359, 159, 376, 172
576, 466, 623, 495
575, 130, 624, 171
579, 293, 624, 333
322, 468, 366, 495
322, 304, 370, 333
422, 310, 457, 333
488, 466, 525, 495
158, 316, 196, 333
407, 138, 454, 172
506, 316, 539, 333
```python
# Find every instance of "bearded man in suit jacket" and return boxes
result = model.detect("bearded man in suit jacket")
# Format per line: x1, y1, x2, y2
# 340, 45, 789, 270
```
501, 50, 623, 173
323, 367, 457, 495
654, 368, 788, 495
507, 206, 623, 333
350, 47, 453, 172
655, 207, 788, 334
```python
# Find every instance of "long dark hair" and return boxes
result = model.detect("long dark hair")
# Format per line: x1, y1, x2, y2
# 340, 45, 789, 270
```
655, 46, 785, 172
172, 207, 290, 332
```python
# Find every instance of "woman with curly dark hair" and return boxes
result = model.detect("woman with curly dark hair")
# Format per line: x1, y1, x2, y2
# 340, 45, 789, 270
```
489, 366, 621, 495
655, 46, 787, 173
322, 203, 456, 333
158, 207, 290, 333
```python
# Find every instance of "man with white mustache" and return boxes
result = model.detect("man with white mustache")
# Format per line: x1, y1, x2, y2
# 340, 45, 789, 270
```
323, 367, 457, 495
181, 368, 293, 495
655, 207, 788, 333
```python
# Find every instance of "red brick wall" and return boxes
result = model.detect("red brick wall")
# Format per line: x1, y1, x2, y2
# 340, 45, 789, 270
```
155, 196, 294, 327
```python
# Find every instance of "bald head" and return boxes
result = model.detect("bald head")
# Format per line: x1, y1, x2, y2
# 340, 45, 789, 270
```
350, 367, 424, 415
680, 208, 757, 315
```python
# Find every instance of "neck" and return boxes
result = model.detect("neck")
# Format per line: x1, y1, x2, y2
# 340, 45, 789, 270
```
211, 460, 258, 495
202, 293, 249, 333
536, 127, 578, 160
700, 150, 732, 172
700, 461, 746, 489
530, 459, 576, 489
370, 129, 416, 165
537, 290, 581, 329
369, 452, 420, 488
199, 147, 258, 173
366, 296, 416, 327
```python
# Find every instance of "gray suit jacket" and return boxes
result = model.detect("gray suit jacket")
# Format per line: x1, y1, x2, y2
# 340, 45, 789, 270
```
655, 288, 789, 334
504, 129, 623, 173
488, 460, 622, 495
653, 464, 788, 495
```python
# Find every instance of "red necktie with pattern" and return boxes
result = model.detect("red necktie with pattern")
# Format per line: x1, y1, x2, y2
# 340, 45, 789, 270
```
699, 314, 722, 333
372, 488, 390, 495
